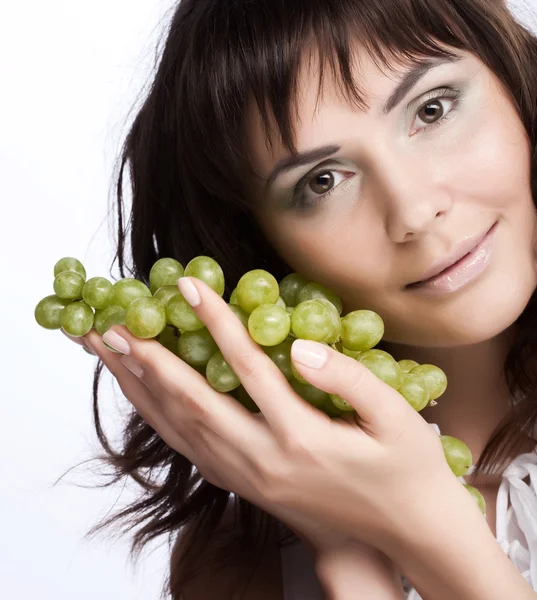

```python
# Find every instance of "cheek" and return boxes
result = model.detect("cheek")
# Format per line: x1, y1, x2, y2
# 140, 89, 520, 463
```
262, 214, 393, 306
453, 97, 531, 211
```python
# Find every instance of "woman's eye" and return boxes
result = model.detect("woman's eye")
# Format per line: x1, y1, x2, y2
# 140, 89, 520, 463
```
291, 89, 461, 209
412, 92, 460, 134
292, 169, 351, 207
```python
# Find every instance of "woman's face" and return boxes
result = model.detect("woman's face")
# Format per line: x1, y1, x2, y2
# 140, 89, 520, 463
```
245, 46, 537, 347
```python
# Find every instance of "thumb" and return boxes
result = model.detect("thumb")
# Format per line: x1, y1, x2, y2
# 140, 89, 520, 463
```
290, 339, 413, 433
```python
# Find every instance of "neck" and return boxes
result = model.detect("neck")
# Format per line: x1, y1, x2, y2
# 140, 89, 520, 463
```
382, 325, 532, 486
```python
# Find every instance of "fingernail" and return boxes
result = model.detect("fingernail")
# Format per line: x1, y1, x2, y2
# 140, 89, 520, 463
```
177, 277, 201, 307
102, 330, 131, 355
291, 340, 328, 369
121, 356, 144, 378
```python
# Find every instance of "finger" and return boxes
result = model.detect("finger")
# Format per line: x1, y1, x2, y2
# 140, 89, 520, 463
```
290, 339, 415, 435
88, 329, 272, 495
97, 325, 265, 451
85, 331, 196, 461
62, 330, 95, 354
176, 276, 317, 434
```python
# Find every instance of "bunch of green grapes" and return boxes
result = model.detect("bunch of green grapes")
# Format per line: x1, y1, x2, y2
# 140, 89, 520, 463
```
35, 255, 486, 516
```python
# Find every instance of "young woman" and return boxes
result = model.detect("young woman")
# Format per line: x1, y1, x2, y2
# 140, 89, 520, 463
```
67, 0, 537, 598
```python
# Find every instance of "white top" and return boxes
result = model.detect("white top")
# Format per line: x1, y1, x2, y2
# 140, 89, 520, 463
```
280, 423, 537, 599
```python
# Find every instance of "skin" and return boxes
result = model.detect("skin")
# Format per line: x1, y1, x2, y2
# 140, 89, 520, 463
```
63, 41, 537, 597
76, 280, 535, 598
245, 43, 537, 497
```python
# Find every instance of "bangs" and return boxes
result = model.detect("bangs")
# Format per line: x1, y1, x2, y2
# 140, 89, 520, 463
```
245, 1, 466, 158
175, 0, 509, 205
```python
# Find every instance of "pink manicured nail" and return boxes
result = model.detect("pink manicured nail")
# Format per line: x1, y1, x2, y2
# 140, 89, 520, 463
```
121, 356, 144, 378
178, 277, 201, 307
102, 330, 131, 355
291, 340, 328, 369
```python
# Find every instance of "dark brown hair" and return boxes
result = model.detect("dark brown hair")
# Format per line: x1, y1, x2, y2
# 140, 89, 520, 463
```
77, 0, 537, 598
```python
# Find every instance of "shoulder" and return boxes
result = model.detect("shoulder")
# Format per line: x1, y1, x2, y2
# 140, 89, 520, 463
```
173, 499, 283, 600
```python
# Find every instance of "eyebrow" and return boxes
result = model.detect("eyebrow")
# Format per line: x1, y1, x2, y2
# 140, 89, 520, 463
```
265, 55, 463, 189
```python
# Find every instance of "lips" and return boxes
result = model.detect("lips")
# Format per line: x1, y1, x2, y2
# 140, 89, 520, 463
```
407, 222, 497, 286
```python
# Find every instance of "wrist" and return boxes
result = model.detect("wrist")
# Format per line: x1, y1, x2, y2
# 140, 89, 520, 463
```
385, 478, 535, 600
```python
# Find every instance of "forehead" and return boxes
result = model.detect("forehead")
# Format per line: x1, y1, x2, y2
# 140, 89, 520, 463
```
244, 44, 477, 184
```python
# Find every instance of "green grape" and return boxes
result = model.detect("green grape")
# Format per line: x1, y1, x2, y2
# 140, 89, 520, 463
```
125, 297, 166, 339
82, 277, 113, 309
184, 256, 225, 296
291, 362, 309, 385
157, 325, 180, 354
276, 296, 286, 309
329, 393, 355, 412
279, 273, 308, 307
286, 306, 294, 315
399, 373, 429, 411
53, 257, 86, 279
322, 398, 347, 418
263, 338, 293, 380
248, 304, 290, 346
112, 278, 151, 310
94, 305, 126, 336
236, 269, 279, 313
294, 383, 348, 418
440, 435, 473, 477
315, 298, 342, 343
149, 258, 184, 293
290, 378, 329, 409
359, 349, 403, 390
35, 295, 71, 330
53, 271, 85, 300
166, 293, 205, 331
410, 364, 447, 401
60, 301, 94, 337
297, 282, 343, 315
232, 386, 260, 413
342, 347, 363, 360
229, 304, 249, 328
290, 300, 336, 343
341, 310, 384, 351
398, 359, 419, 372
463, 484, 487, 515
177, 328, 218, 367
102, 308, 127, 336
229, 288, 239, 305
153, 284, 181, 306
206, 351, 240, 392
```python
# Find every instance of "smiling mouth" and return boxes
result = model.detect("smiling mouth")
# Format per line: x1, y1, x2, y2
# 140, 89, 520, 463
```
408, 250, 473, 286
405, 221, 499, 293
406, 222, 498, 288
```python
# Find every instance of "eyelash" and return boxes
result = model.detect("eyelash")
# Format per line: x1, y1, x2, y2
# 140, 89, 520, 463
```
291, 86, 462, 209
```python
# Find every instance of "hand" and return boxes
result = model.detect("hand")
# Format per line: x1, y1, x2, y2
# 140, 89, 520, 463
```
73, 276, 459, 556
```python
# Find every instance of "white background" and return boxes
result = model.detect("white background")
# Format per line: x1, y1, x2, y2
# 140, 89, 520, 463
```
1, 1, 536, 598
1, 1, 177, 598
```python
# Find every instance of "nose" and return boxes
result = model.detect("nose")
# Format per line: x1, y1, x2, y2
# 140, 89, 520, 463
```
376, 155, 452, 243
